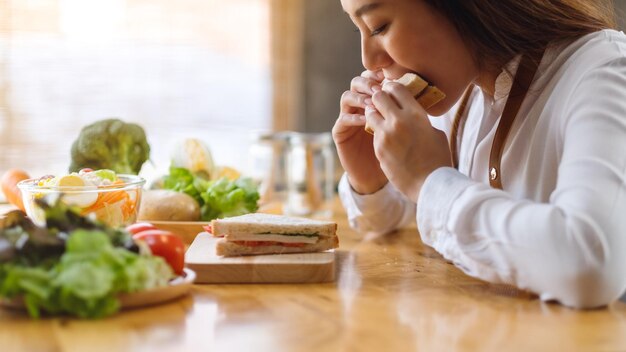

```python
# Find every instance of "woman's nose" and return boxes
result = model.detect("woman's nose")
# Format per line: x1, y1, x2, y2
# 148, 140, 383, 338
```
361, 37, 392, 71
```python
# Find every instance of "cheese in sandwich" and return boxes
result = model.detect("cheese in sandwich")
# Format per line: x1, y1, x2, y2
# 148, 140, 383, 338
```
365, 72, 446, 134
208, 213, 338, 257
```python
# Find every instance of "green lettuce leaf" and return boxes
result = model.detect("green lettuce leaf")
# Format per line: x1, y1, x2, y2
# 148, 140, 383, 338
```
0, 229, 173, 319
163, 166, 259, 221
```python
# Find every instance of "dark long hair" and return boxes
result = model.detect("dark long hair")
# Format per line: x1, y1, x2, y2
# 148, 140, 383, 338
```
424, 0, 616, 69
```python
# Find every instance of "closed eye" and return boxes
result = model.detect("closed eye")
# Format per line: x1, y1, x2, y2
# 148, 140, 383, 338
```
370, 23, 388, 36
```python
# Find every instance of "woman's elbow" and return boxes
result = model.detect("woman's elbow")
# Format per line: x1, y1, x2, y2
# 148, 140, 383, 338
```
550, 218, 626, 308
553, 264, 626, 309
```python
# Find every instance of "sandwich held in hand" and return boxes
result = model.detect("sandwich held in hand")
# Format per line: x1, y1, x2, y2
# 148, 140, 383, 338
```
365, 72, 446, 134
208, 213, 338, 257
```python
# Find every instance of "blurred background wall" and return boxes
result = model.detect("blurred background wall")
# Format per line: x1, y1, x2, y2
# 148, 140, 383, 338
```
0, 0, 273, 182
617, 1, 626, 29
299, 0, 360, 133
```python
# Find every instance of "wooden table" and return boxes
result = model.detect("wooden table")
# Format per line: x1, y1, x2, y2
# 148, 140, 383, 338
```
1, 201, 626, 351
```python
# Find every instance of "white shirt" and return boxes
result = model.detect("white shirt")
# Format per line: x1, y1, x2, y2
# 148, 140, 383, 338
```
338, 29, 626, 309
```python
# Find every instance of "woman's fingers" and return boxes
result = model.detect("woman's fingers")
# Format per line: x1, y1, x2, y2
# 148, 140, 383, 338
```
382, 82, 419, 109
360, 69, 384, 81
336, 70, 385, 138
365, 86, 401, 135
340, 90, 372, 113
350, 75, 382, 95
340, 71, 383, 115
372, 82, 428, 124
334, 110, 367, 137
364, 105, 384, 135
367, 82, 432, 144
333, 112, 369, 144
338, 112, 366, 126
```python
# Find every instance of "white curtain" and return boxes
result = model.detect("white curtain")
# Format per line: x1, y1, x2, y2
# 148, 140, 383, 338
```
0, 0, 272, 186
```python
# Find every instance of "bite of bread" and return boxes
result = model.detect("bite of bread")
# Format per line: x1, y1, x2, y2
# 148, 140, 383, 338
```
364, 72, 446, 134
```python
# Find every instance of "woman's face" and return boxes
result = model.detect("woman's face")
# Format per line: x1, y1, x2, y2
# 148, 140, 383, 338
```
341, 0, 479, 115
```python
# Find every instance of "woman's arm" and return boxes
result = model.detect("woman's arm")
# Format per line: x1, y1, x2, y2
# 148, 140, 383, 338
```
338, 174, 416, 235
417, 60, 626, 308
336, 85, 460, 235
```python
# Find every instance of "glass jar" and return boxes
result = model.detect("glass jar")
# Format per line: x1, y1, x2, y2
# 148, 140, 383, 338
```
285, 132, 334, 218
248, 131, 291, 213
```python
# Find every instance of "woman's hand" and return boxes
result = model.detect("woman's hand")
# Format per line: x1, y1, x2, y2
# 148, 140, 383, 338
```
365, 82, 452, 202
333, 70, 389, 194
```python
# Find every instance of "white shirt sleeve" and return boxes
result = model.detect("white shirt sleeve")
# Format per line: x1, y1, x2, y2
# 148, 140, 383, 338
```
417, 59, 626, 309
338, 173, 415, 235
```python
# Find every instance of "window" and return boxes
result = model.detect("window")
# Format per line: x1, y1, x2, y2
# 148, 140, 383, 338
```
0, 0, 271, 191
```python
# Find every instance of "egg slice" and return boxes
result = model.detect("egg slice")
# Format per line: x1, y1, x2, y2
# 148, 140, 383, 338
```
57, 175, 98, 208
58, 174, 85, 187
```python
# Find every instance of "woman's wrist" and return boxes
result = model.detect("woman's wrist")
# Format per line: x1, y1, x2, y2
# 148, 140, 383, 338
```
347, 175, 388, 195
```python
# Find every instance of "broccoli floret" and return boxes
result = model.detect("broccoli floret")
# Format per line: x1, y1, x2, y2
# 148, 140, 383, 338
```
69, 118, 150, 175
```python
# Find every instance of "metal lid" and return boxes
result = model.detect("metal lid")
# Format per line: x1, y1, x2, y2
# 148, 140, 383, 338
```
288, 132, 333, 146
250, 130, 292, 144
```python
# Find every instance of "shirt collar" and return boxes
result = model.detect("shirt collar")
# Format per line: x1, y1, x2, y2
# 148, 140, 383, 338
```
493, 55, 522, 102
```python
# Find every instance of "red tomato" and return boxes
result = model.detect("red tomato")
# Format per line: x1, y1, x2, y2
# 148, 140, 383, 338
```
126, 222, 158, 235
132, 230, 185, 275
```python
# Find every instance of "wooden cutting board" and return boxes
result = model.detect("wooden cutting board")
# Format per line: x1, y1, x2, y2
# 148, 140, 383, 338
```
185, 233, 336, 284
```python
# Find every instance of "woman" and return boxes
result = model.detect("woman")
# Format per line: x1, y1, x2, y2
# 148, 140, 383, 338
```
334, 0, 626, 309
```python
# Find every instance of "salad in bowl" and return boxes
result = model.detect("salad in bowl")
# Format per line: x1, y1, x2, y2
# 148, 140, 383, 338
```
17, 169, 144, 228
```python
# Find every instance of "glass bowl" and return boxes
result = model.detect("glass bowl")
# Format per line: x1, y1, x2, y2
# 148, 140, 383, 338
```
17, 174, 145, 228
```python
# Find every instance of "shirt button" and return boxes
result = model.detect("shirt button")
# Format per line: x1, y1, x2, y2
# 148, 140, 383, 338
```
490, 167, 498, 180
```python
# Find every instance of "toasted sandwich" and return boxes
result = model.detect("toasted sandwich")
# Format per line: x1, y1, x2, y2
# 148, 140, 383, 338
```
208, 213, 338, 257
365, 72, 446, 134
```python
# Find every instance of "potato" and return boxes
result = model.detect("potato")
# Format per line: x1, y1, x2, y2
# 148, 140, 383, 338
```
138, 189, 201, 221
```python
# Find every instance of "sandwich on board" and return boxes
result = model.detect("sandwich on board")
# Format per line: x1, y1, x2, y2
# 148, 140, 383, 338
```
208, 213, 339, 257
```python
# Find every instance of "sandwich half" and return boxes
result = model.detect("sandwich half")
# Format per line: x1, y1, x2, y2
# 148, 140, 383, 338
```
365, 72, 446, 134
209, 213, 339, 256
